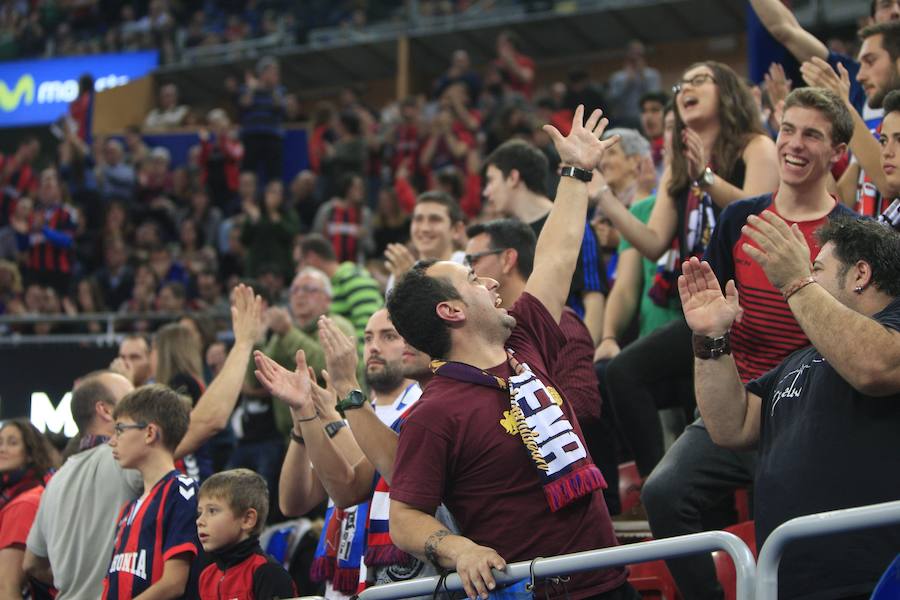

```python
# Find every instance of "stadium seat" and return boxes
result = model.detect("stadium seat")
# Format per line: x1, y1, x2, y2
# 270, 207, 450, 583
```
628, 559, 680, 600
711, 521, 757, 600
618, 461, 643, 515
871, 554, 900, 600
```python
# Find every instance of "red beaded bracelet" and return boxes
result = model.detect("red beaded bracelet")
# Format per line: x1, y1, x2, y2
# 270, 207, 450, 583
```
782, 276, 816, 300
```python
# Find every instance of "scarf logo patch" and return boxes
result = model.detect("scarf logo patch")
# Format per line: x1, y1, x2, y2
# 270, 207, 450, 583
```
508, 370, 586, 477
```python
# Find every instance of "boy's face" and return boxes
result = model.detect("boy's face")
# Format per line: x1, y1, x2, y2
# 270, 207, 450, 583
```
196, 495, 250, 552
108, 419, 150, 469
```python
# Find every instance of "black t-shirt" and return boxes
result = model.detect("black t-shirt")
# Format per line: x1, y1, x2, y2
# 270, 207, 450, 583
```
747, 297, 900, 599
529, 214, 608, 316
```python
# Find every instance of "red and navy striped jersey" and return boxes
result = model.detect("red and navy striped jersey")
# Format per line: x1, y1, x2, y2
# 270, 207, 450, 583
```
103, 470, 200, 600
27, 204, 77, 275
705, 194, 856, 383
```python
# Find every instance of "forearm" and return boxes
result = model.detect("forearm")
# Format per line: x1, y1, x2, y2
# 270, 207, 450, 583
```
597, 191, 669, 260
301, 411, 371, 507
581, 291, 605, 346
390, 501, 476, 569
602, 274, 640, 340
176, 339, 255, 458
749, 0, 827, 62
846, 107, 891, 198
788, 283, 900, 395
279, 433, 326, 516
836, 163, 860, 207
694, 356, 757, 449
345, 404, 400, 484
132, 560, 190, 600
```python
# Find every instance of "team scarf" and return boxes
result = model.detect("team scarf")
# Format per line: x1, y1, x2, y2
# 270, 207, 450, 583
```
879, 198, 900, 231
432, 352, 606, 512
0, 467, 43, 512
364, 395, 418, 570
78, 434, 110, 451
310, 499, 370, 593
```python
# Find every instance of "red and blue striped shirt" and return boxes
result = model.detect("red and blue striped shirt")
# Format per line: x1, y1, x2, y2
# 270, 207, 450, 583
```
103, 470, 200, 600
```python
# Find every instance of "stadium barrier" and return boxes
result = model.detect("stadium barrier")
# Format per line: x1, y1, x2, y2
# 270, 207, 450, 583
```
755, 499, 900, 599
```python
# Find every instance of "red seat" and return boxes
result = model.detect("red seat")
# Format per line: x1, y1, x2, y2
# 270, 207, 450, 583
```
712, 521, 757, 600
618, 461, 643, 515
628, 559, 680, 600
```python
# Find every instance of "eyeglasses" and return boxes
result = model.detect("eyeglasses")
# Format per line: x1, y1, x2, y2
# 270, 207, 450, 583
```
672, 73, 716, 95
290, 285, 325, 295
464, 249, 505, 267
114, 422, 148, 437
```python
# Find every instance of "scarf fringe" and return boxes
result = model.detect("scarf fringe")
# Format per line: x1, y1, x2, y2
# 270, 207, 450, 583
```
333, 567, 361, 593
364, 544, 413, 567
309, 556, 334, 583
544, 465, 607, 512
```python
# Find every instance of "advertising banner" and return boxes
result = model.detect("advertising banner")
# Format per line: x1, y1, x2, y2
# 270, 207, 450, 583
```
0, 51, 158, 127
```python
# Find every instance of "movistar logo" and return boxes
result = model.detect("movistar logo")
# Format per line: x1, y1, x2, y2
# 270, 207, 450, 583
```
0, 74, 35, 112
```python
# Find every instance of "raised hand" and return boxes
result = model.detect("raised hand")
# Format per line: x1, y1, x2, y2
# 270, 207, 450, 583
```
542, 105, 619, 172
231, 284, 265, 345
800, 57, 850, 104
678, 257, 741, 337
109, 357, 135, 384
384, 243, 417, 280
763, 62, 792, 108
741, 211, 813, 292
318, 316, 360, 398
314, 369, 343, 422
254, 349, 314, 413
682, 127, 707, 181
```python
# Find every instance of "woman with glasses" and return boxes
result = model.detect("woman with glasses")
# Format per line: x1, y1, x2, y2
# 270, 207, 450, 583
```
590, 61, 779, 482
0, 419, 57, 598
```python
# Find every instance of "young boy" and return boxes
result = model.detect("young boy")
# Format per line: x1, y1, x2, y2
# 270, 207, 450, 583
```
196, 469, 296, 600
105, 384, 201, 600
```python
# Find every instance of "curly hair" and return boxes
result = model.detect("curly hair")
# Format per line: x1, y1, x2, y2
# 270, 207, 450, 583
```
0, 419, 58, 477
668, 61, 765, 199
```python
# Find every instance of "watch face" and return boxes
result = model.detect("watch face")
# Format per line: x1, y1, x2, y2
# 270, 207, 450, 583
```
344, 389, 366, 408
702, 168, 715, 186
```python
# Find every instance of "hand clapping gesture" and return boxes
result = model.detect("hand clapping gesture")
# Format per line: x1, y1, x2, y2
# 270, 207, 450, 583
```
678, 257, 743, 337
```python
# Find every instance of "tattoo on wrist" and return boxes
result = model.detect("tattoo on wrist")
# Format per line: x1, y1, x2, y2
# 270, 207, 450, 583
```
424, 529, 452, 569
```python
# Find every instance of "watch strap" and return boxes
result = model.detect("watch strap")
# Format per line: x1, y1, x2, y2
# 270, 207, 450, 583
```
692, 332, 732, 360
289, 429, 305, 445
559, 165, 593, 182
336, 389, 366, 412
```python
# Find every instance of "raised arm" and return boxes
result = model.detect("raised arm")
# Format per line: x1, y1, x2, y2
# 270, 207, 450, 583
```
679, 257, 761, 450
526, 106, 619, 323
176, 285, 264, 458
742, 211, 900, 396
749, 0, 829, 64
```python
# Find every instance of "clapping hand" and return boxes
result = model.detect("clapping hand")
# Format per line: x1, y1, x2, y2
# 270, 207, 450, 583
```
231, 284, 265, 346
801, 57, 851, 104
682, 127, 707, 182
318, 316, 360, 398
741, 211, 813, 292
678, 257, 742, 337
254, 349, 315, 414
384, 243, 417, 280
542, 105, 619, 172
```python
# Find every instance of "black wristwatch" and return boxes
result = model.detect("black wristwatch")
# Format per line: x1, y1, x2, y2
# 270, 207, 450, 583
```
559, 165, 593, 182
335, 389, 366, 413
692, 332, 732, 360
324, 420, 347, 438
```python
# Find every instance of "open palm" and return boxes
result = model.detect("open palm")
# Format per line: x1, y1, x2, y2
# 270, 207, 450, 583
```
254, 349, 313, 411
678, 258, 741, 337
542, 105, 619, 171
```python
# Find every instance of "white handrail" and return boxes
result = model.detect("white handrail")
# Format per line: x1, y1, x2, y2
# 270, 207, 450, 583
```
348, 530, 755, 600
756, 499, 900, 599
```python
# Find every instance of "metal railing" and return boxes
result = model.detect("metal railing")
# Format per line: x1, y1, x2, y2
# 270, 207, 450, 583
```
354, 531, 756, 600
755, 499, 900, 600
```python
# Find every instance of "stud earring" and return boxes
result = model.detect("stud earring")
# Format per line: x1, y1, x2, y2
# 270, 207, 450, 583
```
854, 285, 864, 294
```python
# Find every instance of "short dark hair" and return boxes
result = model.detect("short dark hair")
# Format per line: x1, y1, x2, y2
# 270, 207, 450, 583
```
783, 88, 854, 146
338, 172, 362, 198
71, 371, 117, 433
435, 166, 464, 200
859, 20, 900, 62
300, 234, 336, 262
884, 89, 900, 115
485, 140, 549, 196
0, 419, 57, 477
339, 110, 362, 136
816, 216, 900, 296
199, 468, 269, 536
639, 91, 670, 111
386, 260, 461, 358
466, 219, 537, 279
160, 281, 186, 301
113, 384, 191, 454
416, 190, 465, 224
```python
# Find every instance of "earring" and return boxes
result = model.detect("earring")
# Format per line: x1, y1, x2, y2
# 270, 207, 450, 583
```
854, 285, 864, 294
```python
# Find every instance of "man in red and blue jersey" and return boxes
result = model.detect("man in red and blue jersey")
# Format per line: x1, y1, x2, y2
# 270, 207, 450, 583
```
24, 167, 77, 295
105, 385, 201, 600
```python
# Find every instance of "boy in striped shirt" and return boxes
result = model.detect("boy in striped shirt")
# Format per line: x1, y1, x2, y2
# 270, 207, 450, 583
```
104, 385, 201, 600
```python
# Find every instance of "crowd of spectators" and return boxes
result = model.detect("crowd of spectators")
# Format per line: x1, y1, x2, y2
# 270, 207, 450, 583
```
2, 1, 900, 600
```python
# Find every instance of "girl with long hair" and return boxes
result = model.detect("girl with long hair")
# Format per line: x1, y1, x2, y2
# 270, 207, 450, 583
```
592, 61, 779, 479
0, 419, 57, 597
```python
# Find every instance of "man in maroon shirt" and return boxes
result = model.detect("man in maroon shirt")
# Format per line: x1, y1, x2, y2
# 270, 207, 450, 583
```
463, 218, 622, 513
387, 107, 636, 600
